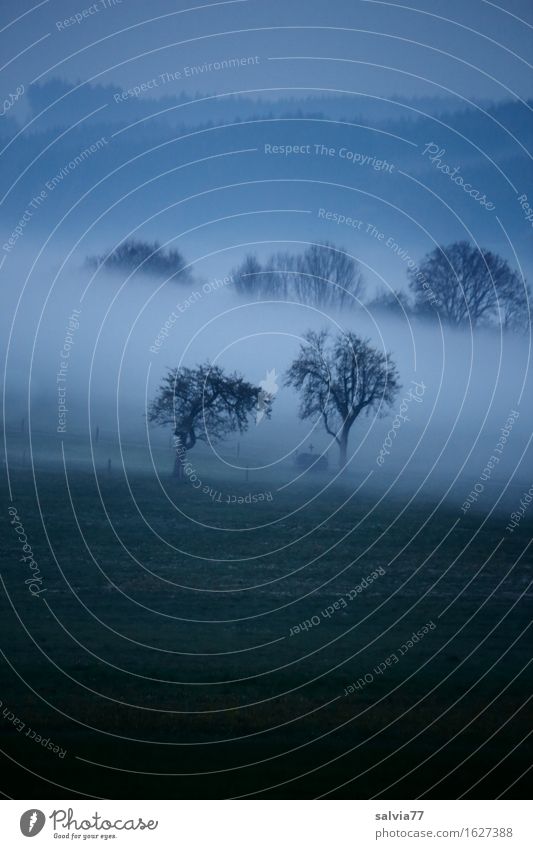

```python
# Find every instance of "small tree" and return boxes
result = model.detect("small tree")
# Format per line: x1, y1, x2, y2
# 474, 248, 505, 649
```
148, 363, 272, 477
409, 241, 527, 328
285, 330, 400, 468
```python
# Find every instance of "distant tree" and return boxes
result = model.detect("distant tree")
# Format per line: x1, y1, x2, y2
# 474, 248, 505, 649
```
500, 280, 531, 333
87, 239, 191, 281
148, 363, 272, 477
294, 242, 365, 307
231, 242, 365, 307
409, 241, 528, 329
232, 254, 265, 297
268, 251, 297, 299
285, 330, 400, 469
231, 251, 296, 300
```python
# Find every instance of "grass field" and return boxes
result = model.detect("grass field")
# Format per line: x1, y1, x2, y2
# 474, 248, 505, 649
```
1, 437, 531, 799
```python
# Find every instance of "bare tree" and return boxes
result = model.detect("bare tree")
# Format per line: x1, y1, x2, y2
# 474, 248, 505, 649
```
268, 251, 297, 299
409, 241, 527, 328
233, 252, 296, 299
295, 242, 365, 307
285, 330, 400, 469
148, 363, 272, 477
366, 286, 412, 317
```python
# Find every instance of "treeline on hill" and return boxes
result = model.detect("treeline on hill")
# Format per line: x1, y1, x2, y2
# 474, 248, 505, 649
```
85, 238, 530, 331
